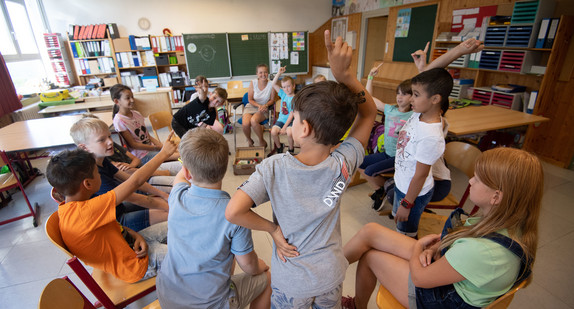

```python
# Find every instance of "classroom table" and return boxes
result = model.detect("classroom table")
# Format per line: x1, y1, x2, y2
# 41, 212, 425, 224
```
0, 112, 113, 227
38, 100, 114, 115
226, 87, 247, 103
445, 105, 549, 136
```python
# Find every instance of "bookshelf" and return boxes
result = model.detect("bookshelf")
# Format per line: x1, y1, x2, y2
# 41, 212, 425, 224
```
43, 33, 75, 87
66, 29, 120, 88
150, 35, 191, 105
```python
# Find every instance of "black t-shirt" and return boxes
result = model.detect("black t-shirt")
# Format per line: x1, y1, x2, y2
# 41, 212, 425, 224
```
172, 97, 216, 130
95, 157, 120, 197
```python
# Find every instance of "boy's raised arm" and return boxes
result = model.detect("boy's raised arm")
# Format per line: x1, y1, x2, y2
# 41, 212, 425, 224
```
113, 131, 177, 203
324, 30, 376, 148
412, 39, 483, 72
271, 66, 286, 93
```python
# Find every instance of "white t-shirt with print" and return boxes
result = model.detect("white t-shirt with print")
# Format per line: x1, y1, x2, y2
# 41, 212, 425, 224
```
394, 112, 445, 195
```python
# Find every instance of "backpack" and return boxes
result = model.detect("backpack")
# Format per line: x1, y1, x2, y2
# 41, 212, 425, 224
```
216, 107, 233, 134
368, 121, 385, 154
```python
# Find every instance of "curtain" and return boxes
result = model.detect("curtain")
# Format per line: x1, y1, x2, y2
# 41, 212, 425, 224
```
0, 53, 23, 118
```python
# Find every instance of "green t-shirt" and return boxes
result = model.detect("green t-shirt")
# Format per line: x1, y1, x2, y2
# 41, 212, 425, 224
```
444, 217, 520, 307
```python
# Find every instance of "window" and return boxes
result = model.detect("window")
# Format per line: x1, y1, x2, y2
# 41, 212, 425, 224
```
1, 0, 51, 94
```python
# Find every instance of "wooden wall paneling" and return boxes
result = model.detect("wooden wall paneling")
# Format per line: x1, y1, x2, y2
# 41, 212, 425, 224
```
364, 16, 387, 77
523, 16, 574, 167
308, 13, 362, 79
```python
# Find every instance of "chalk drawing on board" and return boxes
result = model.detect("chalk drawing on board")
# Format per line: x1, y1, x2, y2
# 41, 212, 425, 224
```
187, 43, 197, 53
199, 45, 216, 62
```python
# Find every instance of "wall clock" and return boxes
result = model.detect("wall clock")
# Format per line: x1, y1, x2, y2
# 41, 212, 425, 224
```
138, 17, 151, 31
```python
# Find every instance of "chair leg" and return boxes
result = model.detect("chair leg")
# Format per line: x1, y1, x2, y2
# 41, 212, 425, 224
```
67, 257, 116, 309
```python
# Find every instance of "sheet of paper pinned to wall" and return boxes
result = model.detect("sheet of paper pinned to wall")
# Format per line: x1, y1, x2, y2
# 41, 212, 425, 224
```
290, 52, 299, 65
293, 32, 305, 51
395, 8, 412, 38
271, 33, 288, 60
272, 60, 281, 74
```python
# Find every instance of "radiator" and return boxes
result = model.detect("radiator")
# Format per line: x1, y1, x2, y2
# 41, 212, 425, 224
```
11, 101, 42, 122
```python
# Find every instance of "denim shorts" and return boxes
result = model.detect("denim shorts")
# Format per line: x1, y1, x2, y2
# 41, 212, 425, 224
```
117, 202, 150, 232
408, 274, 479, 309
392, 187, 433, 237
273, 120, 292, 129
140, 150, 160, 165
359, 152, 395, 177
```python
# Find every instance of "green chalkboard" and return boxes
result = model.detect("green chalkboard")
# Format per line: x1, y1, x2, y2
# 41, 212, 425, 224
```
392, 4, 437, 62
228, 33, 269, 77
269, 31, 308, 75
182, 33, 231, 79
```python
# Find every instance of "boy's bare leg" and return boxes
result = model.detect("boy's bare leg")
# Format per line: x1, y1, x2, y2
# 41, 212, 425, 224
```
249, 271, 272, 309
271, 127, 281, 149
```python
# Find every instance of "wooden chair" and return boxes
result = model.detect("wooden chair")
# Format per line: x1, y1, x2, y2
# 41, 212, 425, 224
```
38, 277, 96, 309
232, 92, 274, 150
0, 151, 39, 227
376, 278, 528, 309
45, 212, 156, 309
143, 299, 161, 309
148, 110, 175, 142
426, 141, 482, 215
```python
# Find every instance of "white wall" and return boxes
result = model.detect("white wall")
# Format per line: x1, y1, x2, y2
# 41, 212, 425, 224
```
43, 0, 332, 36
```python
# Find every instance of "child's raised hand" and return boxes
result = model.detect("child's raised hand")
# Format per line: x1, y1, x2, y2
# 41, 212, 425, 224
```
457, 38, 484, 55
369, 62, 383, 77
271, 224, 299, 262
324, 30, 353, 84
160, 131, 178, 157
278, 66, 286, 74
411, 41, 429, 72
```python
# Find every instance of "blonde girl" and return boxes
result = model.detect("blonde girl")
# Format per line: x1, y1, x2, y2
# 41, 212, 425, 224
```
342, 147, 543, 309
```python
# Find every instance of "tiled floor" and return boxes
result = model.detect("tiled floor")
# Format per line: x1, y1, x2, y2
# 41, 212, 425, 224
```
0, 125, 573, 308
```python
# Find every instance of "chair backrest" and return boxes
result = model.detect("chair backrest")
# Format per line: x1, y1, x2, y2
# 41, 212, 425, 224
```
45, 212, 73, 258
443, 141, 482, 179
148, 111, 173, 142
485, 278, 528, 309
227, 80, 243, 90
241, 92, 249, 106
39, 277, 96, 309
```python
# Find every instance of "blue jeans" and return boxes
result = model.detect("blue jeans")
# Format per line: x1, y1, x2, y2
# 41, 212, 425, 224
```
140, 150, 160, 165
392, 187, 433, 237
270, 284, 342, 309
139, 221, 168, 281
117, 202, 150, 232
359, 152, 394, 177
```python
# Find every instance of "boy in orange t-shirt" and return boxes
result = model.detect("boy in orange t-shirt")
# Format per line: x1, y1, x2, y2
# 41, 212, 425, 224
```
46, 133, 177, 282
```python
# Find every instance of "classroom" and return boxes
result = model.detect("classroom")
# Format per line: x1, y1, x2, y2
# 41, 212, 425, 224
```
1, 0, 574, 308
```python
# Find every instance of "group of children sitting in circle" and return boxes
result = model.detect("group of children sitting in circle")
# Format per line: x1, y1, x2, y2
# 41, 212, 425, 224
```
46, 30, 543, 309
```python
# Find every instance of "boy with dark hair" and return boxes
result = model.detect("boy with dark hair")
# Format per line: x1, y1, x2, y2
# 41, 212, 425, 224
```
70, 117, 170, 231
225, 30, 377, 307
157, 128, 271, 308
46, 135, 177, 283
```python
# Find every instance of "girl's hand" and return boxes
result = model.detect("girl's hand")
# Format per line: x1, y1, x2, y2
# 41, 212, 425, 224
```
369, 62, 383, 77
419, 249, 434, 267
417, 233, 442, 249
394, 205, 411, 223
258, 105, 268, 113
270, 225, 298, 262
411, 42, 429, 72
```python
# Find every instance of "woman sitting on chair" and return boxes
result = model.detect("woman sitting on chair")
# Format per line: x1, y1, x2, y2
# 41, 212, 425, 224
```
241, 63, 276, 148
341, 147, 542, 309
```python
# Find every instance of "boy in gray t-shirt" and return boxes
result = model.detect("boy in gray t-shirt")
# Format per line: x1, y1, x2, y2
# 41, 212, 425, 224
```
226, 30, 377, 307
157, 128, 271, 308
